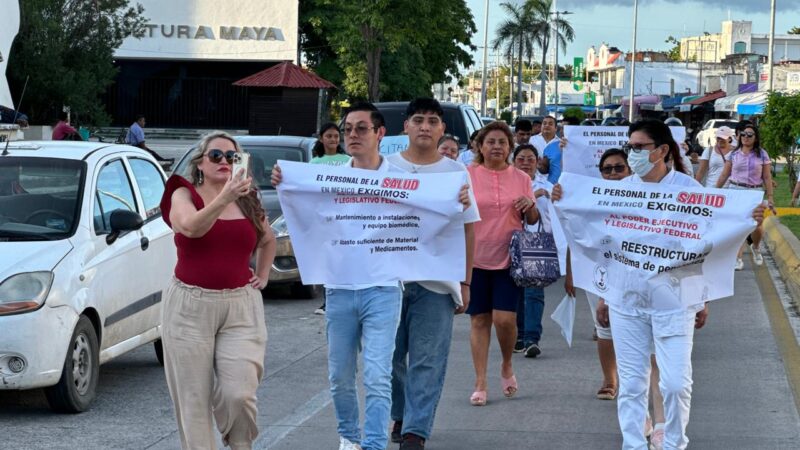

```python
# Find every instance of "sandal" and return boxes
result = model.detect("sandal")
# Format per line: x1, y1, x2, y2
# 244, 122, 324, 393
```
596, 384, 617, 400
501, 375, 518, 398
470, 390, 487, 406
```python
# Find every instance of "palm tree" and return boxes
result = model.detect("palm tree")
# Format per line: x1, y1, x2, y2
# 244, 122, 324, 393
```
528, 0, 575, 116
492, 2, 536, 117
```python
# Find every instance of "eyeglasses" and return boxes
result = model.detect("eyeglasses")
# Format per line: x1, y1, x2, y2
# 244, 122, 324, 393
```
600, 164, 628, 175
622, 142, 657, 154
740, 132, 756, 138
205, 149, 238, 164
443, 133, 459, 142
340, 124, 378, 136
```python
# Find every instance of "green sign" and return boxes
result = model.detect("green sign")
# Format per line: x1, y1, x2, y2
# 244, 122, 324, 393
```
572, 57, 584, 81
583, 92, 596, 106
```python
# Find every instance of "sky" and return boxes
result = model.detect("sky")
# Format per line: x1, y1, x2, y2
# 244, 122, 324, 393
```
466, 0, 800, 69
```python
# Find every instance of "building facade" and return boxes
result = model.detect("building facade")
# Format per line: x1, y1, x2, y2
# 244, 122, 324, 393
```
108, 0, 298, 128
681, 20, 800, 63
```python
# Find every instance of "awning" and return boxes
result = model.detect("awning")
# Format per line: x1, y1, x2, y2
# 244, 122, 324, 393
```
687, 90, 726, 105
735, 91, 768, 115
715, 91, 767, 113
660, 95, 690, 111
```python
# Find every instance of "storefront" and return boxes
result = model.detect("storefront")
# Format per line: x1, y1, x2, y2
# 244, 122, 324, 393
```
107, 0, 298, 128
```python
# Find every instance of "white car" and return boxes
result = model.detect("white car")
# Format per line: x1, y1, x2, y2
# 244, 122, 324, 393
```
0, 141, 176, 412
695, 119, 739, 149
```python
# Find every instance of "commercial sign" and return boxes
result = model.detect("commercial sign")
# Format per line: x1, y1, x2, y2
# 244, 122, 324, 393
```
788, 72, 800, 90
572, 57, 584, 91
116, 0, 298, 61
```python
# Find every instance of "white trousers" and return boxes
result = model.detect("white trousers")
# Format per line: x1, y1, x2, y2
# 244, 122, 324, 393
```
610, 307, 696, 450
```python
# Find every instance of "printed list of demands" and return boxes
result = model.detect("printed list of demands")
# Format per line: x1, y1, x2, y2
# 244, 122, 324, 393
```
588, 185, 721, 275
318, 173, 424, 255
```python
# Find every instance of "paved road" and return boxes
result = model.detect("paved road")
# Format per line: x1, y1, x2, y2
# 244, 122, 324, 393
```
2, 259, 799, 450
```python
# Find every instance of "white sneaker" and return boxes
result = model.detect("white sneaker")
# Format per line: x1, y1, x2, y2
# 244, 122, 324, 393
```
751, 244, 764, 266
339, 437, 362, 450
735, 258, 744, 271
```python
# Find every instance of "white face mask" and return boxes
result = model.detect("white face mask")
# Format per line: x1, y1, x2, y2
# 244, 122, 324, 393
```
627, 150, 655, 177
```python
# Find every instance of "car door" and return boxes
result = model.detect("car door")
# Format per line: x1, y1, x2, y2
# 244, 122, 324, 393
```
124, 156, 176, 338
84, 157, 152, 350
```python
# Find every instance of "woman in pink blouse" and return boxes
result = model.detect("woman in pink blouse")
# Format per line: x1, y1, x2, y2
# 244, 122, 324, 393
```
466, 121, 539, 406
715, 123, 776, 269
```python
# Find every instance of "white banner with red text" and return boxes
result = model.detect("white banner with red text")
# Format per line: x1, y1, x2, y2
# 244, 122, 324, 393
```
562, 126, 686, 178
275, 160, 467, 285
553, 173, 761, 310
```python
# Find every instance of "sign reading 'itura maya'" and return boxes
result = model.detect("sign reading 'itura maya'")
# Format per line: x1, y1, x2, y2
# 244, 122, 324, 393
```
142, 24, 284, 41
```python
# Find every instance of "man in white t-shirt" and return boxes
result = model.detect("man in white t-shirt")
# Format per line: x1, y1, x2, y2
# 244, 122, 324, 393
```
387, 98, 480, 450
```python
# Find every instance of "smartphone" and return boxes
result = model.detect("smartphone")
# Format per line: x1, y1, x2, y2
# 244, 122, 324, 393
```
231, 152, 250, 179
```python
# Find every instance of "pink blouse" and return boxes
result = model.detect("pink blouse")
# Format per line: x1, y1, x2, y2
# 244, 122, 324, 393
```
467, 164, 534, 270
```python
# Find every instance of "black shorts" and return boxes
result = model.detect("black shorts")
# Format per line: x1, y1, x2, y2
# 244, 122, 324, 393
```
467, 268, 522, 315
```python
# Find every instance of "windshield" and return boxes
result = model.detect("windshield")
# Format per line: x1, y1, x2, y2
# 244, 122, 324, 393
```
0, 157, 86, 240
173, 145, 305, 191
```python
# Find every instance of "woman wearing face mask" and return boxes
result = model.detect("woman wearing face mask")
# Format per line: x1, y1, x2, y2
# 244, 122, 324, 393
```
694, 126, 734, 188
553, 120, 765, 450
715, 124, 776, 270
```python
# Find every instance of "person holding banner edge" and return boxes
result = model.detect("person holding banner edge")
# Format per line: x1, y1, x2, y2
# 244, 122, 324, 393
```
553, 120, 765, 450
467, 121, 539, 406
387, 98, 479, 450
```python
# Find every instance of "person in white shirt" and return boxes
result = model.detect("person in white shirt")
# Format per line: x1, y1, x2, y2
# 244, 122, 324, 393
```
695, 126, 734, 187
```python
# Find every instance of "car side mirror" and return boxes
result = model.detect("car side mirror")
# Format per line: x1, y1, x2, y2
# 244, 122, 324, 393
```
106, 209, 143, 245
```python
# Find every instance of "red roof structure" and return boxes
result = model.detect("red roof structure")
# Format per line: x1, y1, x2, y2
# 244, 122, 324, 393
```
688, 90, 726, 105
233, 61, 335, 89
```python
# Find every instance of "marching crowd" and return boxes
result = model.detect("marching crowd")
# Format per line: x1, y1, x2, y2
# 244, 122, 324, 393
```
157, 97, 768, 450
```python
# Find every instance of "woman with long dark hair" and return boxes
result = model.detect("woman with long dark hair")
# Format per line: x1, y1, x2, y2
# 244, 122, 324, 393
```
715, 123, 775, 269
311, 122, 349, 165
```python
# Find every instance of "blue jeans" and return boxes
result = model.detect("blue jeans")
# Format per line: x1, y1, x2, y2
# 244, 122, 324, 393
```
516, 287, 545, 345
391, 283, 455, 440
326, 286, 402, 450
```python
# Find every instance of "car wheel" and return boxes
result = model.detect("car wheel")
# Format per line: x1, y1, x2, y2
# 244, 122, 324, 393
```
290, 282, 320, 299
44, 316, 99, 413
154, 339, 165, 366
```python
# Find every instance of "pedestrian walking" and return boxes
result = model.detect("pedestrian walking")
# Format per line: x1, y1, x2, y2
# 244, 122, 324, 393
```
387, 98, 479, 450
715, 123, 776, 269
529, 116, 561, 184
467, 121, 539, 406
695, 126, 734, 188
159, 131, 276, 450
553, 119, 765, 450
457, 129, 481, 166
513, 119, 533, 147
511, 143, 552, 358
437, 133, 460, 161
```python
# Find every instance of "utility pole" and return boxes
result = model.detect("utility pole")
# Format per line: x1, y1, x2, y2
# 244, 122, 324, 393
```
551, 10, 573, 118
496, 52, 500, 118
628, 0, 639, 122
480, 0, 490, 115
767, 0, 776, 91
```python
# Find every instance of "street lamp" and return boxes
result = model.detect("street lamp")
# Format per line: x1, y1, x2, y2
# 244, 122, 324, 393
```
552, 10, 573, 118
767, 0, 776, 91
480, 0, 490, 116
628, 0, 639, 122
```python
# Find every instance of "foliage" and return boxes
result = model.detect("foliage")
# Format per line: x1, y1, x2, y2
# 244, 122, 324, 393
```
760, 91, 800, 188
527, 0, 575, 116
8, 0, 146, 126
500, 110, 513, 123
788, 26, 800, 35
664, 36, 682, 62
301, 0, 476, 102
562, 107, 584, 122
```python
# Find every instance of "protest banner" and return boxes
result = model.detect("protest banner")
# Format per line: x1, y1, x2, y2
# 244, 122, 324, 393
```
276, 160, 467, 285
562, 126, 685, 178
553, 172, 762, 311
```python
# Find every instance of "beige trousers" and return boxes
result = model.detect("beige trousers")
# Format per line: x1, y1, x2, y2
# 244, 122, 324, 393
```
162, 278, 267, 450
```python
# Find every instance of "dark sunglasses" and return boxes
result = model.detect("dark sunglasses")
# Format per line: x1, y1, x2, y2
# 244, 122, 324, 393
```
600, 164, 627, 175
205, 149, 238, 164
740, 131, 756, 138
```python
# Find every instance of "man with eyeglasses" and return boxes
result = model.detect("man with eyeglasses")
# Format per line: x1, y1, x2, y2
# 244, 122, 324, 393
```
273, 102, 401, 450
386, 98, 479, 450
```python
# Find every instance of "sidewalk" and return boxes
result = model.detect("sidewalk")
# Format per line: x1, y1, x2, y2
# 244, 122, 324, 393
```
256, 264, 800, 450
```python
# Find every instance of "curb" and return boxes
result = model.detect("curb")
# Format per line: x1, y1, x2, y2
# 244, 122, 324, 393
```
762, 216, 800, 303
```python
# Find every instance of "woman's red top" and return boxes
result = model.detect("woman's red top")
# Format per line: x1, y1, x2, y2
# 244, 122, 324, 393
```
160, 176, 257, 290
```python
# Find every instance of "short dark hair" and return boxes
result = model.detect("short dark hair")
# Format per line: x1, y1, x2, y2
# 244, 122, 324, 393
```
515, 119, 533, 132
344, 101, 385, 128
135, 114, 145, 122
406, 98, 443, 117
513, 143, 539, 160
59, 111, 68, 121
532, 118, 543, 124
599, 148, 628, 170
542, 115, 556, 124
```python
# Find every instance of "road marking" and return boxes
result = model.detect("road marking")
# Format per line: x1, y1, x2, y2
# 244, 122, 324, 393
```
254, 388, 332, 449
755, 256, 800, 414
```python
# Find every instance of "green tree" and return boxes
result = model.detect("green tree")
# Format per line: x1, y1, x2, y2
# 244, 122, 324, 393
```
761, 92, 800, 187
8, 0, 146, 125
302, 0, 475, 102
562, 106, 584, 122
664, 35, 682, 61
492, 2, 537, 117
788, 26, 800, 35
528, 0, 575, 116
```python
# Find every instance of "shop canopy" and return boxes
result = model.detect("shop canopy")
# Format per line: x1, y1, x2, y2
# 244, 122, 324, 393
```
714, 91, 767, 114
